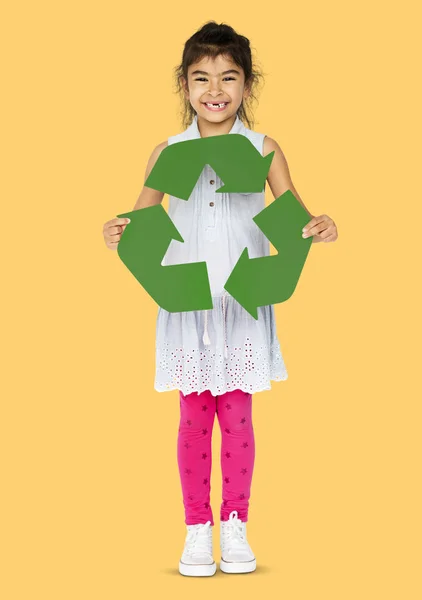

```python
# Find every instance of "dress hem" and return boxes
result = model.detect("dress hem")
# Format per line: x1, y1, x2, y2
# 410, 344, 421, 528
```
153, 373, 288, 396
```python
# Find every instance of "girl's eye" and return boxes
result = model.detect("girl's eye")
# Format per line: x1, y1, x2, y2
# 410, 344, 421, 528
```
195, 77, 235, 82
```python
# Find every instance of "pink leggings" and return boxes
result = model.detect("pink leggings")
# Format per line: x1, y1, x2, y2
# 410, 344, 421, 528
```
177, 388, 255, 526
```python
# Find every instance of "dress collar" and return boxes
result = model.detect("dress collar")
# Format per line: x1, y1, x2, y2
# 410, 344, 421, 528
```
186, 112, 245, 139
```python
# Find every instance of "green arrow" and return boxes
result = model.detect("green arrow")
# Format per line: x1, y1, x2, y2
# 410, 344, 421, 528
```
145, 134, 274, 200
116, 204, 213, 312
224, 189, 313, 319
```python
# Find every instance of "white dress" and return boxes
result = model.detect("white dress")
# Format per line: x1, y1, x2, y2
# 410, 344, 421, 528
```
154, 113, 288, 396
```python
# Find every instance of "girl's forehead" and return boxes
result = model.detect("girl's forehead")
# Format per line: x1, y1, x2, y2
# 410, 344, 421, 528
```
188, 54, 240, 73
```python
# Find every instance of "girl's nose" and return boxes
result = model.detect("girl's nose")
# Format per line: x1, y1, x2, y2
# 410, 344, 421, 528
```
208, 82, 223, 94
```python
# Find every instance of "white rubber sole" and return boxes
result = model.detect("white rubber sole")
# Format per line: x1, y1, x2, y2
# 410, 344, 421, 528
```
179, 560, 217, 577
219, 557, 257, 573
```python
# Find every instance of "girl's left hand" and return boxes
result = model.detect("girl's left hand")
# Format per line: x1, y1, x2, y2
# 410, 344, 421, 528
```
302, 214, 338, 243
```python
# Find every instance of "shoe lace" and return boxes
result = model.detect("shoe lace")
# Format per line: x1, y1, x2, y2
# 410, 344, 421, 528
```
222, 510, 247, 549
186, 521, 212, 554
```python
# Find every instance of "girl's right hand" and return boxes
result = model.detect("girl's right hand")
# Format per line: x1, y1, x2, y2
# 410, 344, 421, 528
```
103, 217, 131, 250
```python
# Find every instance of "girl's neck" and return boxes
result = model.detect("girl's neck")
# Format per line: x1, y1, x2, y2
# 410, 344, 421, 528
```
196, 113, 237, 138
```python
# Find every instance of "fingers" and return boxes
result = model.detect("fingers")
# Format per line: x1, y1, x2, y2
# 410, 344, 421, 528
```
104, 217, 130, 230
303, 221, 330, 238
108, 224, 126, 236
105, 240, 119, 250
103, 217, 131, 248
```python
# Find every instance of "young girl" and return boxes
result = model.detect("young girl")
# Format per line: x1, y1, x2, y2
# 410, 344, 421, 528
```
102, 21, 338, 578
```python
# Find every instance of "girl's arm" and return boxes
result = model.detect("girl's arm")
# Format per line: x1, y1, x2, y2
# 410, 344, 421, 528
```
132, 141, 168, 210
263, 136, 322, 243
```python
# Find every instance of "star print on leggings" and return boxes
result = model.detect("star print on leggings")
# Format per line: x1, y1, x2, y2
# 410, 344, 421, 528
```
225, 428, 231, 434
225, 451, 231, 458
201, 404, 208, 411
202, 428, 208, 435
241, 468, 248, 475
225, 403, 232, 410
203, 478, 208, 485
224, 476, 230, 484
185, 468, 192, 475
239, 493, 245, 500
240, 417, 246, 424
186, 419, 192, 426
202, 452, 208, 460
242, 442, 249, 448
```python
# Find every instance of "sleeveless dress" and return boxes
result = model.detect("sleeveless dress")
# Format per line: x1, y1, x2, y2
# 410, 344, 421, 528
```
154, 113, 288, 396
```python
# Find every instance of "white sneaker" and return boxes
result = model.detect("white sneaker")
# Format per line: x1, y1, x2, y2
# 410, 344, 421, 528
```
220, 510, 256, 573
179, 521, 217, 577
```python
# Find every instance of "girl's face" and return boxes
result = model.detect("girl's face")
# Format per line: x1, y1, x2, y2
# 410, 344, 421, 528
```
182, 54, 250, 122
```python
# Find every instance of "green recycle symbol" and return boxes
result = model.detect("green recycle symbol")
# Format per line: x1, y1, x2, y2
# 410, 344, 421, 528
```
116, 134, 313, 319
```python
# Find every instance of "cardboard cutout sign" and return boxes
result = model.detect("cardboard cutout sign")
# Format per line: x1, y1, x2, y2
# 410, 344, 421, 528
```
117, 134, 312, 319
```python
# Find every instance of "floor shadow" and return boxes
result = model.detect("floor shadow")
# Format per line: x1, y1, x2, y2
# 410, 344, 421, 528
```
159, 564, 272, 576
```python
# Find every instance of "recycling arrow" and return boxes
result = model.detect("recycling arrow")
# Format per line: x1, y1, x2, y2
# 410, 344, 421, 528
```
116, 135, 312, 315
224, 189, 313, 319
145, 134, 274, 199
116, 204, 213, 312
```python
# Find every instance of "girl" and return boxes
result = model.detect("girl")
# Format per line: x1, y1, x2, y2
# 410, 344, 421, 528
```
102, 21, 338, 577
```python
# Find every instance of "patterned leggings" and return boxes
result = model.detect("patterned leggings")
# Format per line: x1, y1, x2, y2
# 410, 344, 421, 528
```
177, 388, 255, 526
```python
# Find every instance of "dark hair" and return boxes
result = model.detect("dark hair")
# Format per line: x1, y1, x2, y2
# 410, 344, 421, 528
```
173, 21, 265, 131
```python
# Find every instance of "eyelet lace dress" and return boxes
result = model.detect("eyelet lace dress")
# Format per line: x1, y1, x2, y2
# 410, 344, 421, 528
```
154, 113, 288, 396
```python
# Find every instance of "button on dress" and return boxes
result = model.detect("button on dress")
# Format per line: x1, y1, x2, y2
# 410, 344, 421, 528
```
154, 113, 288, 395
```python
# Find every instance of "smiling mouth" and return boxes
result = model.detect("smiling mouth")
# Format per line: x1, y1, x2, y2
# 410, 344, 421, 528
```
202, 101, 230, 111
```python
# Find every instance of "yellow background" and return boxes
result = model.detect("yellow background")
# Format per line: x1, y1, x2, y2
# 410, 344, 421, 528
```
1, 1, 421, 598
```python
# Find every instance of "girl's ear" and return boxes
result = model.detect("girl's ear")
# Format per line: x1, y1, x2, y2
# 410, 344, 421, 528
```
181, 76, 189, 99
243, 78, 252, 100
